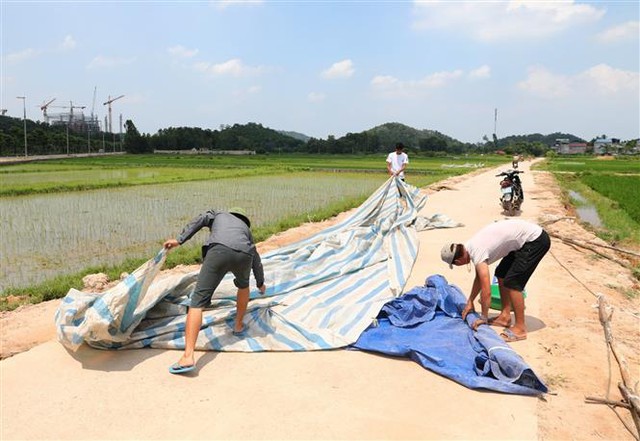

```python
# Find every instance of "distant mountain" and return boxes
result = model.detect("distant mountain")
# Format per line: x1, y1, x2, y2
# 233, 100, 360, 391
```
277, 130, 311, 143
497, 132, 586, 146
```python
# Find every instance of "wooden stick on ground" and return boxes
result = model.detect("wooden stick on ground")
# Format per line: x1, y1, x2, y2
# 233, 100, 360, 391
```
540, 216, 575, 226
585, 295, 640, 439
585, 241, 640, 259
585, 396, 631, 409
547, 232, 634, 270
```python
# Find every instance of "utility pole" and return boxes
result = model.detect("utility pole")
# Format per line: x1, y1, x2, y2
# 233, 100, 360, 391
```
492, 108, 499, 150
17, 96, 27, 156
88, 86, 97, 154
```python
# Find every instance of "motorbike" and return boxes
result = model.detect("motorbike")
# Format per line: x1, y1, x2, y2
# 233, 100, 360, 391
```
496, 170, 524, 216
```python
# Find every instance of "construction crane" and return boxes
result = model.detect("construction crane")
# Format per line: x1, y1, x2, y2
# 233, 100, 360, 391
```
39, 98, 56, 123
103, 94, 124, 134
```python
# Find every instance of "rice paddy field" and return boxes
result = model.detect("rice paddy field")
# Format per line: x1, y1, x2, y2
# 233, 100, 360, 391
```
536, 156, 640, 244
0, 153, 504, 305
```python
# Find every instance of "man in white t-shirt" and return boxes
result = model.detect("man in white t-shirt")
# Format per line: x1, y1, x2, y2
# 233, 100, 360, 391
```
440, 220, 550, 342
386, 143, 409, 181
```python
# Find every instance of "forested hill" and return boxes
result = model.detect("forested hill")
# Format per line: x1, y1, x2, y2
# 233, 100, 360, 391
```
153, 123, 305, 153
364, 122, 467, 152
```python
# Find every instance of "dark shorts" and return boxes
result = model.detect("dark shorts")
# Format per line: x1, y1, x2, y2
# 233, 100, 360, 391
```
189, 244, 252, 308
495, 230, 550, 291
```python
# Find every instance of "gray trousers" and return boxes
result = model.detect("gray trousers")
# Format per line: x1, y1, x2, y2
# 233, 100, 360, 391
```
189, 244, 252, 308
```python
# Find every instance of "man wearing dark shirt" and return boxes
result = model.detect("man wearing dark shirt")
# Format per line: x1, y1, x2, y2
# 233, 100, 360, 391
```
163, 207, 266, 374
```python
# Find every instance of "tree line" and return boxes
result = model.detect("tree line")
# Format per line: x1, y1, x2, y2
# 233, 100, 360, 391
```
1, 115, 594, 157
0, 116, 123, 156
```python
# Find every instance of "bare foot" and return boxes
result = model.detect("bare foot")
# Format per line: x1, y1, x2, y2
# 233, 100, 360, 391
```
488, 315, 512, 328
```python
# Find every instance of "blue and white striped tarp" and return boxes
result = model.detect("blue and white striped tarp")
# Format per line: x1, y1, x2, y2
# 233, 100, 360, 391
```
56, 177, 430, 352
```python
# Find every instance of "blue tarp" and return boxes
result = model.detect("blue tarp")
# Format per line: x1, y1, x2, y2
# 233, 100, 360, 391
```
352, 274, 548, 396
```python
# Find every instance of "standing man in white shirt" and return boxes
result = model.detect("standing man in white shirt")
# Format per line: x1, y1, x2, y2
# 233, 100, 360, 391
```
440, 219, 550, 342
386, 142, 409, 181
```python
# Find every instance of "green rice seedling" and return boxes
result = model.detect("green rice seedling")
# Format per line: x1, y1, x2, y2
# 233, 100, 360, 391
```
0, 166, 281, 196
0, 172, 385, 292
579, 175, 640, 224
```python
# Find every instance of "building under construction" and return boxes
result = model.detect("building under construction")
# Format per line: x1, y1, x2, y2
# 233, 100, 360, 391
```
39, 89, 123, 135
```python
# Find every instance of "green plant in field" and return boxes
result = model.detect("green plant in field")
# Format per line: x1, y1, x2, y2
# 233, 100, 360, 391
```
0, 191, 381, 310
580, 175, 640, 224
541, 158, 640, 248
0, 166, 282, 196
1, 172, 388, 292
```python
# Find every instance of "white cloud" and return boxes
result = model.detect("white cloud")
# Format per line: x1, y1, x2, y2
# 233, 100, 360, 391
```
419, 69, 463, 88
517, 66, 572, 98
412, 1, 605, 41
59, 35, 76, 51
469, 65, 491, 79
371, 75, 400, 88
4, 48, 39, 64
194, 58, 270, 76
578, 64, 639, 94
308, 92, 326, 103
371, 69, 463, 97
595, 21, 640, 43
86, 55, 136, 69
211, 0, 264, 10
518, 64, 639, 99
167, 45, 199, 58
321, 59, 355, 79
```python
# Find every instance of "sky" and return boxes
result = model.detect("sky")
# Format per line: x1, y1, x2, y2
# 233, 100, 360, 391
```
1, 1, 638, 144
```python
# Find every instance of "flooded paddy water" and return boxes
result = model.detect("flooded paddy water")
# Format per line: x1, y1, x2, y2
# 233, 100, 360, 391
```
568, 189, 603, 228
0, 172, 385, 291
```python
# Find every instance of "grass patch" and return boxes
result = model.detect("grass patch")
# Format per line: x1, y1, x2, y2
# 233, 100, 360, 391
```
622, 288, 639, 299
558, 174, 640, 245
580, 175, 640, 224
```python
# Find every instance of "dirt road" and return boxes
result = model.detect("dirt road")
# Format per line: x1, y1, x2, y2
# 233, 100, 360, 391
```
1, 160, 638, 440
